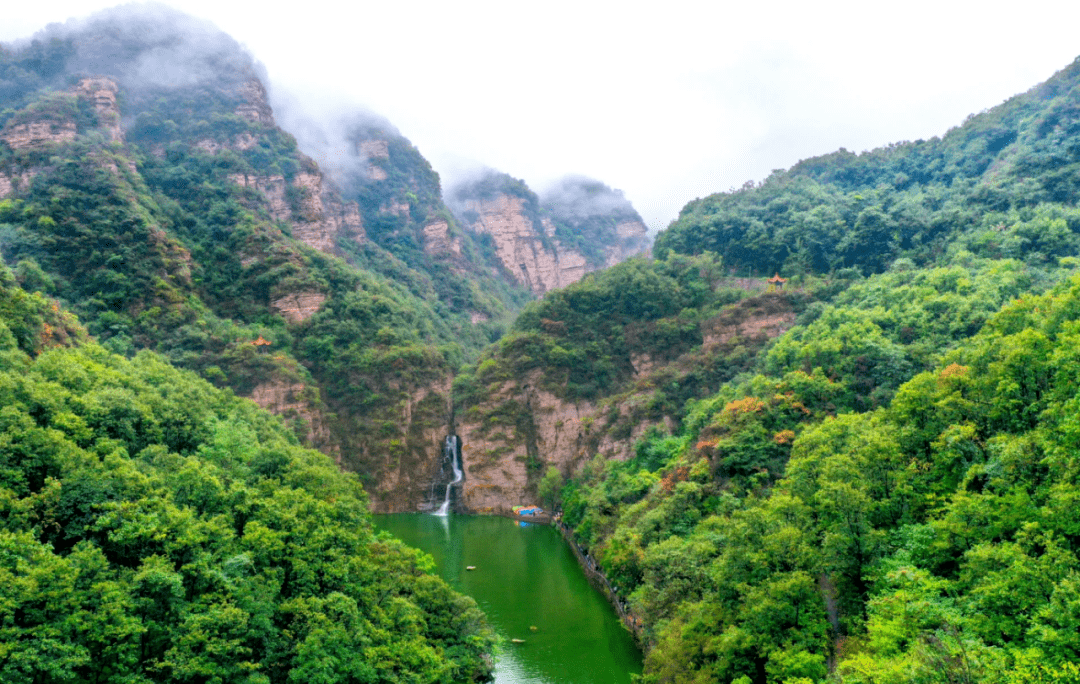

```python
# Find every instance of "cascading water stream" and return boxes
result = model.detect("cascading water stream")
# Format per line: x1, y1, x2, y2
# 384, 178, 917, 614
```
434, 435, 461, 516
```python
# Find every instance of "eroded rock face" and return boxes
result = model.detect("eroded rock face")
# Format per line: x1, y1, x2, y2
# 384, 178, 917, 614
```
421, 219, 462, 256
248, 380, 336, 454
605, 220, 651, 266
462, 195, 588, 296
235, 78, 275, 125
359, 139, 389, 180
458, 370, 598, 514
0, 171, 35, 198
449, 295, 801, 514
229, 171, 365, 254
75, 77, 122, 142
702, 310, 796, 346
195, 132, 260, 154
363, 377, 456, 513
271, 291, 327, 324
3, 76, 128, 151
1, 121, 78, 150
231, 174, 290, 220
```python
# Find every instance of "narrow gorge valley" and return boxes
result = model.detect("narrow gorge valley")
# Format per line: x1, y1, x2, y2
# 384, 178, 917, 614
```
4, 5, 1080, 684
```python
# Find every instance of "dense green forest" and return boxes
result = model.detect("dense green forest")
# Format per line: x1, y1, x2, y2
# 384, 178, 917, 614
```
0, 265, 495, 682
8, 4, 1080, 684
0, 5, 543, 507
449, 54, 1080, 683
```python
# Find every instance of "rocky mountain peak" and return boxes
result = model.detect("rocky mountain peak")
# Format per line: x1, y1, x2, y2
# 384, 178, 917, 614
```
448, 171, 650, 296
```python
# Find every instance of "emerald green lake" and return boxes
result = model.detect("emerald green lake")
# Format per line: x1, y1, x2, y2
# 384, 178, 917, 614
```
373, 514, 643, 684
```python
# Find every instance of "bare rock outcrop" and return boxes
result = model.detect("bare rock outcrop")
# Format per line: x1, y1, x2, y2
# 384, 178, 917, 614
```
75, 77, 122, 142
458, 371, 598, 514
271, 291, 327, 324
421, 219, 462, 257
231, 174, 290, 220
229, 171, 365, 254
235, 78, 275, 125
0, 171, 35, 198
195, 132, 260, 154
1, 121, 77, 150
604, 220, 651, 266
702, 309, 796, 346
3, 77, 127, 151
248, 380, 336, 454
364, 377, 455, 513
450, 294, 801, 514
462, 195, 588, 296
359, 139, 389, 180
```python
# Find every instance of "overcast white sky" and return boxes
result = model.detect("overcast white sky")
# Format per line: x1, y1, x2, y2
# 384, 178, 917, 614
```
4, 1, 1080, 233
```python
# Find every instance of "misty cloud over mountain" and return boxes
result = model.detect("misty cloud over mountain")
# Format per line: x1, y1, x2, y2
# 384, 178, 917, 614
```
540, 175, 641, 223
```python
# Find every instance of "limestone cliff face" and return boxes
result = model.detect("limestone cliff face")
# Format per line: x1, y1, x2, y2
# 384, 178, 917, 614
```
248, 379, 337, 455
75, 77, 122, 142
604, 220, 651, 266
452, 294, 799, 514
358, 139, 390, 181
0, 171, 35, 198
458, 370, 597, 514
421, 219, 463, 257
352, 377, 456, 513
451, 172, 652, 297
229, 168, 366, 258
271, 291, 327, 324
235, 78, 275, 126
1, 120, 78, 150
461, 194, 589, 296
1, 76, 125, 152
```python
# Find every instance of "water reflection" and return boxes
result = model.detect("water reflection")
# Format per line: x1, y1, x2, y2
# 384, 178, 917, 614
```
373, 514, 642, 684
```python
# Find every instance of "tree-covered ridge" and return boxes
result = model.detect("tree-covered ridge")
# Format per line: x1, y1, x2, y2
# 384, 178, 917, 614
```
553, 255, 1080, 683
458, 253, 756, 403
327, 120, 532, 322
0, 8, 532, 506
656, 57, 1080, 277
0, 268, 496, 683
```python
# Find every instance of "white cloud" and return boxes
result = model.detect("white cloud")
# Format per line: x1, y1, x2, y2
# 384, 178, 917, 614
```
4, 0, 1080, 233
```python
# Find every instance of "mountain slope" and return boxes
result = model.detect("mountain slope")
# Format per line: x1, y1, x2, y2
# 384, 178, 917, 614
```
0, 6, 651, 512
0, 263, 496, 683
656, 56, 1080, 277
448, 171, 650, 296
449, 52, 1080, 683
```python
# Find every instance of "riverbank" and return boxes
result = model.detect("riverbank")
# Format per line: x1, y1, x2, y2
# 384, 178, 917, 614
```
373, 513, 643, 683
554, 516, 645, 646
480, 507, 645, 644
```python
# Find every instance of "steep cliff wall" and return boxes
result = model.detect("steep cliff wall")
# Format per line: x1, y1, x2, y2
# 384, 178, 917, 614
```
220, 85, 367, 258
1, 120, 77, 150
450, 174, 651, 297
461, 194, 587, 295
352, 376, 456, 513
75, 77, 123, 142
249, 378, 337, 454
458, 370, 596, 513
453, 293, 800, 514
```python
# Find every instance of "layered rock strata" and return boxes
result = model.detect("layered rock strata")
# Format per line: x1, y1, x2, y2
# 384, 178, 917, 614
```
229, 171, 365, 255
461, 195, 588, 295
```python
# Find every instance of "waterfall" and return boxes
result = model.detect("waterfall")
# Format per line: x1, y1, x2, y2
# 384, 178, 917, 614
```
434, 435, 462, 516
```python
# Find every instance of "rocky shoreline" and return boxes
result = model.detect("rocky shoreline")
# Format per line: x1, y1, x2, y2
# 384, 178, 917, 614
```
554, 516, 645, 646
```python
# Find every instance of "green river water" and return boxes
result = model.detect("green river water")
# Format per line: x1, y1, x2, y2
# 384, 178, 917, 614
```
373, 514, 643, 683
